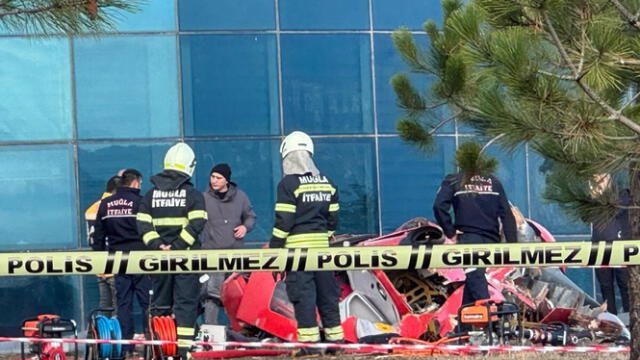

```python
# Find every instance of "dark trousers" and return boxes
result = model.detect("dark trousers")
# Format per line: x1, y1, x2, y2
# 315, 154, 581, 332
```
458, 233, 491, 331
596, 267, 630, 314
115, 274, 151, 349
462, 268, 489, 306
151, 274, 200, 351
97, 276, 117, 315
285, 271, 341, 333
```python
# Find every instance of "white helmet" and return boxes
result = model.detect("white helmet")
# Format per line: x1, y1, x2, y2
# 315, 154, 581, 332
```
164, 143, 196, 177
280, 131, 314, 159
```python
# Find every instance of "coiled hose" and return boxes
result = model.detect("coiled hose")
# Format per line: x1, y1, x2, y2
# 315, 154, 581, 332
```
95, 315, 123, 358
95, 315, 111, 358
110, 317, 123, 357
151, 316, 177, 357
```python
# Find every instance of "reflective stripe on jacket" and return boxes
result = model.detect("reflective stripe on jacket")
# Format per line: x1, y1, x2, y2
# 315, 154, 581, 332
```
137, 170, 207, 250
269, 173, 339, 249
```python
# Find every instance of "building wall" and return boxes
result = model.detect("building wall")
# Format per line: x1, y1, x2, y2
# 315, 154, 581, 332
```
0, 0, 595, 334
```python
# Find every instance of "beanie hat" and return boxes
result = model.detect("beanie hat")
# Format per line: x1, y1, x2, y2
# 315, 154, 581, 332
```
211, 163, 231, 182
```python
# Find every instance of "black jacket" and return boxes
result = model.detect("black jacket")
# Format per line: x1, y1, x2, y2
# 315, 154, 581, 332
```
137, 170, 207, 250
269, 173, 339, 249
433, 173, 517, 243
592, 189, 631, 241
93, 187, 146, 251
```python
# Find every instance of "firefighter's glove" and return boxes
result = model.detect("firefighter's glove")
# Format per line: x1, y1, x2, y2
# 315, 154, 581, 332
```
147, 239, 163, 250
171, 239, 190, 250
269, 238, 285, 249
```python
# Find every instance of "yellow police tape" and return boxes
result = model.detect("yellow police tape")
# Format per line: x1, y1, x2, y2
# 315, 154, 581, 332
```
2, 240, 639, 276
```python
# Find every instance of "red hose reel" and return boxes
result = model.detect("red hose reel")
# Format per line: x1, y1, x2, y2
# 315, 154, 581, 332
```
149, 316, 177, 358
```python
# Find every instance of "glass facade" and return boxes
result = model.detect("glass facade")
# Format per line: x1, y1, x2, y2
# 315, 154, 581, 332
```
0, 38, 72, 141
75, 36, 180, 139
279, 0, 369, 30
181, 34, 279, 136
0, 0, 594, 332
281, 34, 373, 134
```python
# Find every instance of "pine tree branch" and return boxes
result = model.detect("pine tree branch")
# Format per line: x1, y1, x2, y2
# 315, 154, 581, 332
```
609, 0, 640, 31
504, 0, 541, 27
0, 0, 142, 34
577, 26, 587, 75
608, 56, 640, 66
0, 0, 91, 18
450, 100, 483, 117
600, 134, 639, 140
426, 102, 449, 111
480, 133, 505, 153
537, 69, 575, 80
616, 205, 640, 209
619, 91, 640, 113
429, 111, 461, 135
543, 12, 578, 74
543, 11, 640, 135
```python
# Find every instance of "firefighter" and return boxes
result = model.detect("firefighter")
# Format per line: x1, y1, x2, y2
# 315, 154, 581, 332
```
269, 131, 344, 356
136, 143, 207, 358
93, 169, 151, 354
433, 143, 517, 328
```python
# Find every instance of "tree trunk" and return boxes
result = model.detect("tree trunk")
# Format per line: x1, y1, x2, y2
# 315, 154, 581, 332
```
630, 266, 640, 359
629, 168, 640, 360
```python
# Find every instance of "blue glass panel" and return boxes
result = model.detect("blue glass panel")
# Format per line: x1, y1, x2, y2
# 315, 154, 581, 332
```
0, 145, 77, 250
379, 136, 456, 233
483, 144, 528, 215
314, 138, 378, 234
279, 0, 369, 30
178, 0, 275, 30
373, 34, 453, 134
181, 35, 279, 136
281, 34, 373, 134
556, 235, 594, 300
565, 268, 594, 302
528, 151, 590, 235
190, 139, 281, 244
0, 38, 71, 141
78, 142, 173, 246
0, 276, 81, 336
75, 36, 179, 139
105, 0, 176, 32
372, 0, 443, 30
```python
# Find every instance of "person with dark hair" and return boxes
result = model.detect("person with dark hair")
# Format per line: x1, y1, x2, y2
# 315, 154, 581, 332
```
200, 163, 256, 324
93, 169, 151, 353
590, 173, 630, 315
433, 142, 517, 329
86, 175, 121, 243
85, 175, 121, 315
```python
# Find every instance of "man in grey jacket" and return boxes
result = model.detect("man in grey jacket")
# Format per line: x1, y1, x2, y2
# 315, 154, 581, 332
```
200, 163, 256, 324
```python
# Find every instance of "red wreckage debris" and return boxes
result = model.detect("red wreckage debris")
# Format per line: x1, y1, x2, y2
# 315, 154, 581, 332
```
213, 217, 629, 357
